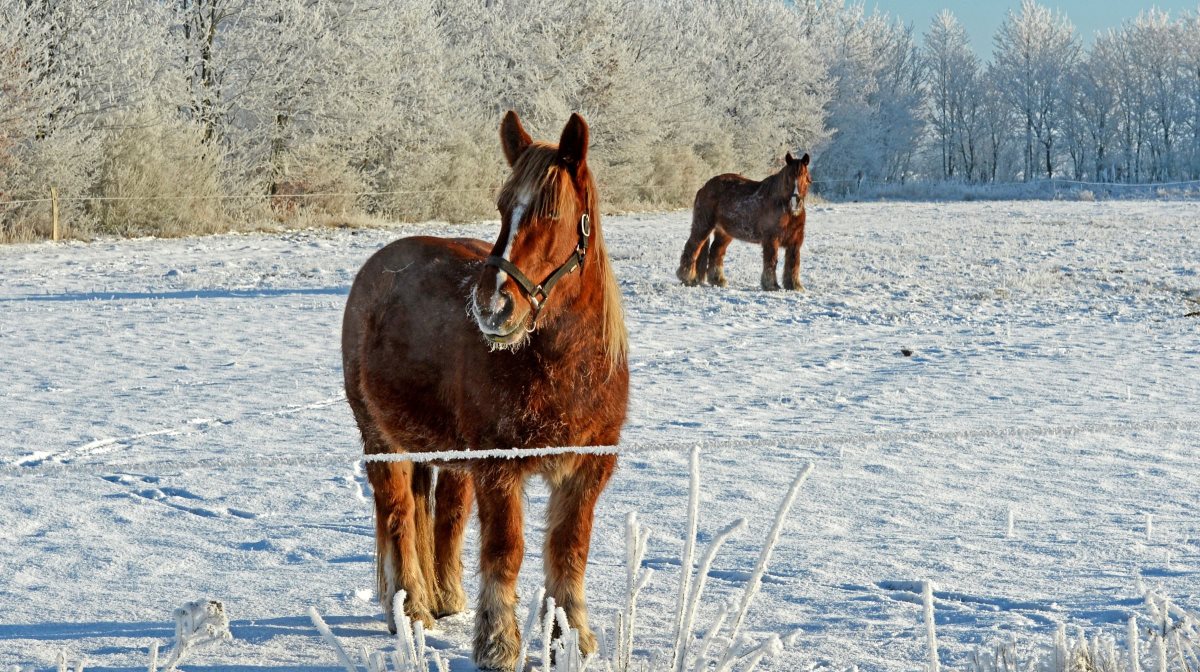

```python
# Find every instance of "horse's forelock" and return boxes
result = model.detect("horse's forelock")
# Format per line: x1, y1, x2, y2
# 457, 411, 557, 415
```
498, 143, 579, 224
494, 143, 626, 372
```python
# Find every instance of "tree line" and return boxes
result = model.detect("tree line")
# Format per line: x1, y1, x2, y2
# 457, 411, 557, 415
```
1, 0, 1197, 241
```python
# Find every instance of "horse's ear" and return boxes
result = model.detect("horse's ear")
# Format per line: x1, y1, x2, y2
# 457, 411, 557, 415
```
500, 110, 533, 166
557, 113, 589, 172
786, 152, 797, 165
800, 153, 810, 167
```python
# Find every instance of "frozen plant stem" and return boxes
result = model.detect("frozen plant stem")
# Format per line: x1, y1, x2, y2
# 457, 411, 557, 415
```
1129, 615, 1140, 672
924, 581, 940, 672
542, 596, 557, 672
393, 590, 418, 666
519, 586, 548, 670
619, 512, 653, 672
670, 447, 702, 671
307, 606, 358, 672
713, 462, 814, 672
673, 518, 747, 672
690, 602, 731, 672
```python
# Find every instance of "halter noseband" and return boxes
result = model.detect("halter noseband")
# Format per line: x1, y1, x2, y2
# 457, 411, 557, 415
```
484, 212, 591, 323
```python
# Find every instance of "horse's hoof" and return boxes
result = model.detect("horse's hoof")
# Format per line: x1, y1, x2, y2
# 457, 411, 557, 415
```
762, 284, 780, 292
708, 273, 728, 288
473, 635, 521, 671
387, 604, 435, 631
434, 585, 467, 618
783, 280, 805, 292
474, 607, 521, 670
409, 607, 436, 629
677, 267, 700, 286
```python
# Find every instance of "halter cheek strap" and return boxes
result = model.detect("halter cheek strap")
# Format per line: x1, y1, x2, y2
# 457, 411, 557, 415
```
485, 212, 591, 320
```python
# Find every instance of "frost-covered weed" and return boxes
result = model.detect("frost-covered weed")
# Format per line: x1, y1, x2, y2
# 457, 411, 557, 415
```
965, 594, 1200, 672
312, 453, 813, 672
94, 111, 229, 238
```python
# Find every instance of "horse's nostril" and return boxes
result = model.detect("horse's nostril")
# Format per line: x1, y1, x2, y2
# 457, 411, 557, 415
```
493, 290, 514, 316
483, 289, 515, 329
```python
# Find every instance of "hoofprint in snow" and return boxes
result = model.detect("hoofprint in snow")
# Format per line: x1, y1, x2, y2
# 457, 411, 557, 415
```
1, 201, 1197, 671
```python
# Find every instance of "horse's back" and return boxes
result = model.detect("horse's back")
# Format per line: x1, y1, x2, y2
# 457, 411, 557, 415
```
697, 172, 757, 200
345, 235, 487, 319
693, 173, 770, 242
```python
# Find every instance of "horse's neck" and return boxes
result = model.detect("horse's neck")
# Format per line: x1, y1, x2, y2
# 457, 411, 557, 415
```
748, 172, 782, 206
538, 260, 608, 356
760, 170, 789, 199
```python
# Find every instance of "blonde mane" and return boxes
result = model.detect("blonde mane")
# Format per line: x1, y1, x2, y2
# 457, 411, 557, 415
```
497, 144, 628, 372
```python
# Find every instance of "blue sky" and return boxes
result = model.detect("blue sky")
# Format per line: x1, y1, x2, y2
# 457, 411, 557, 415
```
866, 1, 1198, 58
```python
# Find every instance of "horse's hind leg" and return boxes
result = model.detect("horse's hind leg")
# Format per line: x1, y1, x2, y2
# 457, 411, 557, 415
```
432, 468, 473, 617
543, 455, 616, 655
677, 207, 716, 286
705, 229, 733, 287
473, 469, 525, 670
694, 235, 712, 284
368, 459, 436, 631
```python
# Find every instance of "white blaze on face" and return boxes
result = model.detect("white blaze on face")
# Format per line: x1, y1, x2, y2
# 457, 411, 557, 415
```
492, 192, 530, 312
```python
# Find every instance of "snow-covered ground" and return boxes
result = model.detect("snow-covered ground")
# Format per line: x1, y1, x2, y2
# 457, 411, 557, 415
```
2, 201, 1198, 671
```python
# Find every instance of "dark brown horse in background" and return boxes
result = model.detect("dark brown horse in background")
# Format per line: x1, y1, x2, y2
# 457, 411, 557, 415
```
342, 112, 628, 670
677, 152, 812, 291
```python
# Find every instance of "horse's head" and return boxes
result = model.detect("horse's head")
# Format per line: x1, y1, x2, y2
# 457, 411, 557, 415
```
472, 111, 596, 348
785, 152, 812, 216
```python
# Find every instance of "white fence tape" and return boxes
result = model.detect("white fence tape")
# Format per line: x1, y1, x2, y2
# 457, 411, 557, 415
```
5, 418, 1198, 476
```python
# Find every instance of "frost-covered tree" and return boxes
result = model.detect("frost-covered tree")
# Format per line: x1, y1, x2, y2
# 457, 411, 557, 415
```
924, 11, 978, 180
992, 0, 1079, 180
1124, 11, 1187, 180
1182, 11, 1200, 178
978, 65, 1019, 182
0, 0, 176, 239
1065, 35, 1121, 181
819, 5, 926, 184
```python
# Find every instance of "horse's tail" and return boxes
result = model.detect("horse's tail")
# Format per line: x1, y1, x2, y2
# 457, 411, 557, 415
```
695, 235, 712, 280
677, 183, 717, 286
691, 189, 716, 279
410, 464, 438, 602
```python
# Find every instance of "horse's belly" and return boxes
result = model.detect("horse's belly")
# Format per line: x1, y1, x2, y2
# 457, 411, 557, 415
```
716, 215, 762, 243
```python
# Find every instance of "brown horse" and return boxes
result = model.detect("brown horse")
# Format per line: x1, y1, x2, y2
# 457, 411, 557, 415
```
676, 152, 812, 291
341, 111, 628, 670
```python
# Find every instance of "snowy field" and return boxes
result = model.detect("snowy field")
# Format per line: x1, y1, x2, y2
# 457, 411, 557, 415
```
2, 200, 1199, 671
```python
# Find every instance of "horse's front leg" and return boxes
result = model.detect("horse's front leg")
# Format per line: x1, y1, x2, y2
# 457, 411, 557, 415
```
760, 240, 781, 291
473, 471, 525, 670
544, 455, 616, 655
783, 244, 805, 291
368, 461, 435, 631
433, 468, 473, 617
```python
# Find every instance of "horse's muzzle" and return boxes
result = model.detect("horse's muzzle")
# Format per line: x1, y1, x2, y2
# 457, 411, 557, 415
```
473, 289, 528, 345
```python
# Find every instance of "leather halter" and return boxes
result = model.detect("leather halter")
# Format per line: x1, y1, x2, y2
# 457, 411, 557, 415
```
485, 212, 591, 323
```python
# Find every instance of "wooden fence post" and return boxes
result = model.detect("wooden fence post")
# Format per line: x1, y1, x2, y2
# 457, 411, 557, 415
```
49, 186, 60, 241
